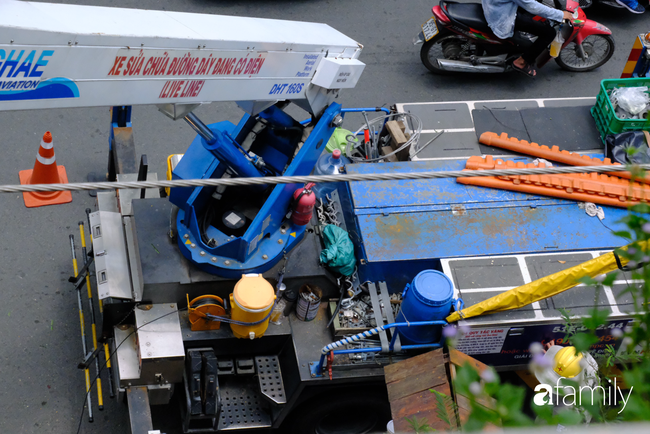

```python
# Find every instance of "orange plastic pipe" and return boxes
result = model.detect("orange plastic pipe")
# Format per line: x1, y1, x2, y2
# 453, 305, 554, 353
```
479, 132, 650, 184
458, 156, 650, 208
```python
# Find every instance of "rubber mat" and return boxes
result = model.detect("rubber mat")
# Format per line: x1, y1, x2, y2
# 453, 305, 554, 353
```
473, 105, 603, 154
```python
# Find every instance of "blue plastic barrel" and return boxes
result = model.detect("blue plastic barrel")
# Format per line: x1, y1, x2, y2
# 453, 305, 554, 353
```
396, 270, 454, 344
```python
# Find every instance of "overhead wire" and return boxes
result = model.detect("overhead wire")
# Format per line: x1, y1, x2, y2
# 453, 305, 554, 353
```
2, 163, 650, 194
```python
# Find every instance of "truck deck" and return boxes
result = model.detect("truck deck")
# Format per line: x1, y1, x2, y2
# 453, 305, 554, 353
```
346, 97, 633, 367
67, 92, 637, 433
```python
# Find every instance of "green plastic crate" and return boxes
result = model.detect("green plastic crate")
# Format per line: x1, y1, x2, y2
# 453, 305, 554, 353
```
591, 77, 650, 144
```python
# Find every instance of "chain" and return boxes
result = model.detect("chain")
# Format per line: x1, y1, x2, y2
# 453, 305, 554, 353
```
316, 193, 341, 227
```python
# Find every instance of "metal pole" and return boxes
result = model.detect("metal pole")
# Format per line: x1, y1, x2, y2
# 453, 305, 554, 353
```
69, 235, 93, 423
327, 343, 442, 357
79, 222, 105, 408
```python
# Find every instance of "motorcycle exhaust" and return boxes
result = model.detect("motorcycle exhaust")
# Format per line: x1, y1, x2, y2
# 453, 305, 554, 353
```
437, 59, 505, 73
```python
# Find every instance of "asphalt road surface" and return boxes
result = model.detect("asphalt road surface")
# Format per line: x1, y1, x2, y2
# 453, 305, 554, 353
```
0, 1, 646, 433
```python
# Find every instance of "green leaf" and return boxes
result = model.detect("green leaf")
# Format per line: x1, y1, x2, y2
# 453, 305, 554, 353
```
583, 308, 609, 330
613, 231, 632, 240
454, 363, 480, 397
578, 276, 596, 286
553, 409, 582, 425
629, 204, 650, 214
462, 417, 487, 432
571, 332, 598, 352
532, 400, 554, 423
601, 273, 618, 287
432, 389, 457, 429
405, 416, 432, 432
494, 383, 534, 427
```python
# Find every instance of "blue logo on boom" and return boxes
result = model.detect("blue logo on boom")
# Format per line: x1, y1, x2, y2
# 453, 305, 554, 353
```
0, 49, 79, 100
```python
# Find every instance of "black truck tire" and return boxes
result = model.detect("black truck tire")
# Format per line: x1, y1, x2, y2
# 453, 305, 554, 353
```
286, 387, 391, 434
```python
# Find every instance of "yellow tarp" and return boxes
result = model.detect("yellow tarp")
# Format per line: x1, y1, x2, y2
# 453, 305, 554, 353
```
446, 241, 645, 323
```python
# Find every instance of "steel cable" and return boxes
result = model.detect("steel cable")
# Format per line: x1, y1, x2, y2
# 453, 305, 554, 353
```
3, 163, 650, 193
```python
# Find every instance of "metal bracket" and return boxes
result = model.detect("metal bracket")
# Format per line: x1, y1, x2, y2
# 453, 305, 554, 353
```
308, 361, 323, 378
127, 387, 153, 434
367, 282, 388, 352
379, 281, 401, 352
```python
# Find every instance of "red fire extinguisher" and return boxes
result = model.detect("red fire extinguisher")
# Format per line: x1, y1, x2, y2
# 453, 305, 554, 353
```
291, 183, 316, 226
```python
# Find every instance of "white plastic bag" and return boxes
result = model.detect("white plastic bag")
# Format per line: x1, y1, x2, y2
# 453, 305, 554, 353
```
611, 86, 650, 115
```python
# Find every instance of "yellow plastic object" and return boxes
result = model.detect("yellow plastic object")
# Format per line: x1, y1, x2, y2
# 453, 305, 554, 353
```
188, 294, 226, 331
229, 274, 275, 339
553, 346, 583, 378
446, 241, 646, 323
165, 154, 183, 196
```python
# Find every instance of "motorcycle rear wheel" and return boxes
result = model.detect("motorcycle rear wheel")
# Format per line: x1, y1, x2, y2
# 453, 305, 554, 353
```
420, 31, 462, 75
555, 34, 615, 72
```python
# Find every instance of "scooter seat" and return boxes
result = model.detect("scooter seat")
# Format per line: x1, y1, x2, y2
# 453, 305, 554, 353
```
442, 1, 492, 34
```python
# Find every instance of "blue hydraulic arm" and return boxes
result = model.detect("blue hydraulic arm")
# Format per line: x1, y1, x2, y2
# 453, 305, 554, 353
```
184, 112, 264, 182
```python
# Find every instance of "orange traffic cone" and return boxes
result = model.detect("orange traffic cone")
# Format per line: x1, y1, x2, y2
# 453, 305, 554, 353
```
18, 131, 72, 208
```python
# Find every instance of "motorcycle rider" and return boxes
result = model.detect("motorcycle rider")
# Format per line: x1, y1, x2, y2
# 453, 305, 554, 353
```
482, 0, 574, 77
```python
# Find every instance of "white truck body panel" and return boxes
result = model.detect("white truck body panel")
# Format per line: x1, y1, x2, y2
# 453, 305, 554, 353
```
0, 1, 363, 112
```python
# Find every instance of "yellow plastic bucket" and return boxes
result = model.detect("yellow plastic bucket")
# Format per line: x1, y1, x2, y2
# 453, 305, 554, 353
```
229, 274, 275, 339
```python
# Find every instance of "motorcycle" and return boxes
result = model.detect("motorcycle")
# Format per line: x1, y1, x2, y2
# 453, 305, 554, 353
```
415, 0, 615, 74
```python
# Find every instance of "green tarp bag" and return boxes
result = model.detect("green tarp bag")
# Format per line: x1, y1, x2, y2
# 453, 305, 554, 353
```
319, 224, 356, 276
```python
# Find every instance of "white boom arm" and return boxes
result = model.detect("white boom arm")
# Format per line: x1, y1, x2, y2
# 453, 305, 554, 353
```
0, 1, 365, 114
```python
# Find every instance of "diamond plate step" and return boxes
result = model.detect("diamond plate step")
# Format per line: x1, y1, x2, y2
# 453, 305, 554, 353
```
254, 356, 287, 404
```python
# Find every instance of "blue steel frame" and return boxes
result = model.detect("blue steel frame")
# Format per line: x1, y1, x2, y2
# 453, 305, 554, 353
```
171, 102, 343, 277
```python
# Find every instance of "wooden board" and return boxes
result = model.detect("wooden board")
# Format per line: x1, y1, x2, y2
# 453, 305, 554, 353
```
385, 348, 500, 431
384, 349, 444, 384
384, 349, 458, 432
386, 359, 447, 402
385, 120, 410, 161
380, 146, 398, 162
448, 355, 498, 425
449, 347, 490, 373
391, 383, 454, 432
